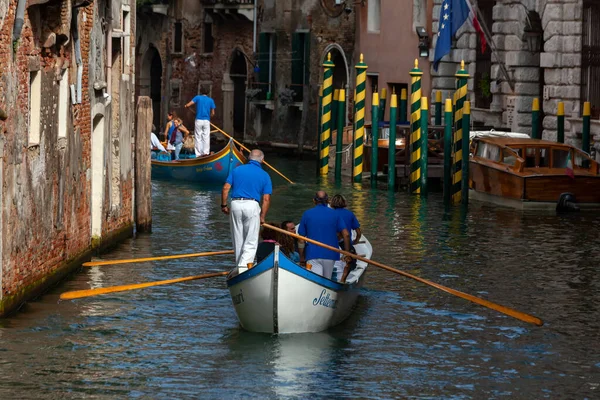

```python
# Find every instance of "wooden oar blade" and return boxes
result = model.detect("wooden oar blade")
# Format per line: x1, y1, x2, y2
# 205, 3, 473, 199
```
262, 223, 544, 327
60, 271, 228, 300
82, 250, 234, 267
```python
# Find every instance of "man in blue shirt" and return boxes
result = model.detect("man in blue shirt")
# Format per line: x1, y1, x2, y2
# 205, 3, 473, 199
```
221, 149, 273, 271
184, 86, 216, 157
298, 191, 352, 281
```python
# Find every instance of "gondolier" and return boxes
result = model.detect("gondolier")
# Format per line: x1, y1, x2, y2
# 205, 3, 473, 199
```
298, 191, 352, 280
221, 149, 272, 271
184, 86, 216, 157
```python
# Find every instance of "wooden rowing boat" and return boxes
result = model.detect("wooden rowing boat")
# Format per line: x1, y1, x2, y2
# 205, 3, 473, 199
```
226, 236, 373, 334
151, 139, 246, 183
469, 134, 600, 209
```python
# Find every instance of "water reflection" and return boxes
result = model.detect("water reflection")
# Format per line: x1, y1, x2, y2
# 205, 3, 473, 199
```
0, 155, 599, 398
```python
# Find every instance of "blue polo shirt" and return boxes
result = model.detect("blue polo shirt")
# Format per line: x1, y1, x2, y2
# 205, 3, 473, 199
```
298, 204, 347, 261
333, 208, 360, 232
192, 95, 216, 120
226, 160, 272, 202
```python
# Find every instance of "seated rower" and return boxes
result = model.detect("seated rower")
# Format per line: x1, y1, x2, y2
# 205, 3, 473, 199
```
330, 194, 361, 281
255, 222, 279, 264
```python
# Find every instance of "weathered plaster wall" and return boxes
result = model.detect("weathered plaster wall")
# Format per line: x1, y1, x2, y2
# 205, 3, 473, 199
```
0, 0, 136, 316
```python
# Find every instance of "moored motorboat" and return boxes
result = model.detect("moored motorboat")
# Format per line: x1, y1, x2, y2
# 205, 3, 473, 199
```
469, 134, 600, 209
151, 139, 246, 183
226, 236, 373, 334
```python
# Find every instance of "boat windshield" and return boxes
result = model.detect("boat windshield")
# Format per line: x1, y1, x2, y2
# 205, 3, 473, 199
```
525, 147, 549, 167
476, 142, 501, 161
502, 149, 519, 166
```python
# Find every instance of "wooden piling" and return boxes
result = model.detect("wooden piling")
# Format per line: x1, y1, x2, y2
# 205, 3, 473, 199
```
557, 101, 565, 143
135, 96, 153, 233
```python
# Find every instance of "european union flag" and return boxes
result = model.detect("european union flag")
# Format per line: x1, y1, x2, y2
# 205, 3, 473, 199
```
433, 0, 471, 71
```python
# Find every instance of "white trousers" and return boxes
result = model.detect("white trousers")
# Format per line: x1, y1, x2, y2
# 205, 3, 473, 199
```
307, 259, 336, 280
230, 200, 261, 267
194, 119, 210, 156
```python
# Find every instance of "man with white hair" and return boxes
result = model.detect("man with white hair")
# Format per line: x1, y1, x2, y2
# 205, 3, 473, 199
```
221, 149, 272, 271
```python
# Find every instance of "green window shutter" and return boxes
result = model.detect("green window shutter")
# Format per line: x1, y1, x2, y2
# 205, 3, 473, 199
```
258, 32, 270, 92
291, 32, 303, 87
303, 32, 311, 84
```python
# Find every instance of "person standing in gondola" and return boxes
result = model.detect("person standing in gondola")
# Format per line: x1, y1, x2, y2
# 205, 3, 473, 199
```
184, 86, 216, 157
298, 191, 352, 281
221, 149, 272, 271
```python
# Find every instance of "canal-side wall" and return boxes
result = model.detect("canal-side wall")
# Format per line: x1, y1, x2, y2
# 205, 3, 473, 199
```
0, 0, 137, 317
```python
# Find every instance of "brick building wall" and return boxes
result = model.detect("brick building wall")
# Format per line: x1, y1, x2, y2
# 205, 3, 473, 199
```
0, 0, 136, 316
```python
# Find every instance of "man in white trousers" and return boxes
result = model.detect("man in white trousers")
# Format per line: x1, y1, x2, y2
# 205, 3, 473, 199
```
298, 191, 352, 282
221, 149, 272, 271
184, 86, 215, 157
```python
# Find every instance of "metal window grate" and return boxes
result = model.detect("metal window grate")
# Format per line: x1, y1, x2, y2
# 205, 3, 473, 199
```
582, 1, 600, 119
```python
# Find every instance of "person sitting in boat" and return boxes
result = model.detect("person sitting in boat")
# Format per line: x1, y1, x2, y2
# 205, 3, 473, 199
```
281, 220, 300, 253
277, 230, 300, 263
164, 111, 176, 142
169, 118, 190, 161
298, 191, 352, 281
255, 222, 278, 263
330, 194, 360, 277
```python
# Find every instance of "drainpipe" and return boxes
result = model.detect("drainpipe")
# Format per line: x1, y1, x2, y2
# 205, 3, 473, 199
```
252, 0, 257, 54
12, 0, 27, 44
106, 2, 112, 99
72, 8, 83, 104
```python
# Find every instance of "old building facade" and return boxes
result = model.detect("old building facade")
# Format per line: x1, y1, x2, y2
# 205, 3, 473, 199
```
136, 0, 254, 140
431, 0, 599, 152
0, 0, 136, 316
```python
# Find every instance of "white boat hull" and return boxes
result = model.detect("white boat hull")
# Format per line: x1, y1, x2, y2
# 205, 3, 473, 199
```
227, 236, 372, 334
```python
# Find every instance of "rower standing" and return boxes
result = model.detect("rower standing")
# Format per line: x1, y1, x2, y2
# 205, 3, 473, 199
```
221, 149, 272, 271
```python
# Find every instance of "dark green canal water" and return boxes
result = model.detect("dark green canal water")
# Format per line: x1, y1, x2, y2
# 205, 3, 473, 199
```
1, 155, 599, 399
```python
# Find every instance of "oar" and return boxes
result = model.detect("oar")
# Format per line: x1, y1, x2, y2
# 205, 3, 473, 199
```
209, 122, 295, 184
83, 250, 234, 267
262, 223, 543, 326
60, 271, 229, 300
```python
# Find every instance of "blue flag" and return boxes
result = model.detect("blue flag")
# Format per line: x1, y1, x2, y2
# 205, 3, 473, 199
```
433, 0, 471, 71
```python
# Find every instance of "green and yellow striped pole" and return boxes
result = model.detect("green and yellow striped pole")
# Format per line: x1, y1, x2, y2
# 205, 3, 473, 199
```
400, 88, 408, 123
388, 91, 398, 190
532, 98, 540, 139
371, 91, 380, 188
409, 59, 423, 194
452, 60, 469, 205
320, 53, 335, 176
557, 101, 565, 143
380, 87, 387, 121
420, 97, 429, 195
443, 99, 453, 206
353, 53, 368, 183
435, 90, 442, 126
335, 88, 346, 180
461, 101, 471, 205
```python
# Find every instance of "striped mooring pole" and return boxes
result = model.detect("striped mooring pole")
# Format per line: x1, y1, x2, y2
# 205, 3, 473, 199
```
380, 87, 387, 121
435, 90, 442, 126
532, 98, 540, 139
353, 53, 368, 183
443, 99, 453, 206
388, 91, 398, 190
371, 91, 380, 188
461, 101, 471, 205
409, 59, 423, 194
452, 60, 469, 205
557, 101, 565, 143
332, 88, 340, 139
334, 88, 346, 180
320, 53, 335, 176
400, 88, 408, 123
420, 97, 429, 195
